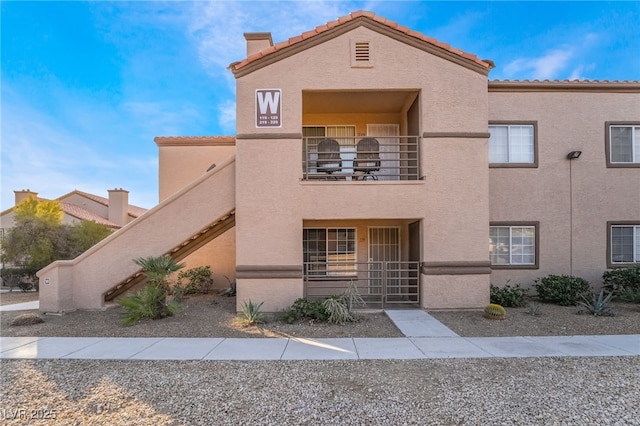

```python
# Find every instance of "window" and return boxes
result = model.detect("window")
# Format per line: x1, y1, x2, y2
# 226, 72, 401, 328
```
609, 224, 640, 265
490, 224, 538, 268
303, 228, 356, 276
489, 123, 536, 166
607, 123, 640, 166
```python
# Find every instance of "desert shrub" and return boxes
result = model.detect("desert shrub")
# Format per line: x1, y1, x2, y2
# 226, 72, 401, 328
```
1, 267, 39, 292
534, 274, 590, 306
618, 288, 640, 304
282, 298, 330, 324
11, 313, 44, 326
118, 284, 179, 326
490, 282, 528, 307
603, 266, 640, 301
239, 300, 264, 326
282, 282, 366, 324
176, 266, 214, 295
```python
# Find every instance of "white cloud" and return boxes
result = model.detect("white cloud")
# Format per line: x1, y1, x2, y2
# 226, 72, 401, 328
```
1, 90, 159, 210
182, 1, 356, 131
504, 48, 573, 80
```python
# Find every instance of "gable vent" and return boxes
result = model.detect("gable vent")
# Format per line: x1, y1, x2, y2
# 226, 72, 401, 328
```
351, 39, 373, 68
354, 42, 370, 61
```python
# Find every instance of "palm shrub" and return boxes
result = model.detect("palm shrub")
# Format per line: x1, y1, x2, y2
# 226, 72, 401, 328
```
118, 283, 179, 326
534, 274, 590, 306
118, 256, 185, 325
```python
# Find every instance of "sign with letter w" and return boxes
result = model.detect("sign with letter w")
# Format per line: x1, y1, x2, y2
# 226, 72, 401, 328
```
255, 89, 282, 128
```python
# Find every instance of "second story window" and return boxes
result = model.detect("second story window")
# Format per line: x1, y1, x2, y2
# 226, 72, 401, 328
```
489, 123, 536, 166
608, 124, 640, 166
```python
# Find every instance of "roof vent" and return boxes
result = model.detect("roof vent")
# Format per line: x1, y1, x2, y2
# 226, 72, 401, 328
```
351, 39, 373, 68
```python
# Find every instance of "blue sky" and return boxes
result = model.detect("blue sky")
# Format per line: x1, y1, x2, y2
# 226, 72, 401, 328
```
2, 1, 639, 210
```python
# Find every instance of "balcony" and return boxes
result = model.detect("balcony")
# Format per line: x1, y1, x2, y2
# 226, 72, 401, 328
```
302, 135, 420, 181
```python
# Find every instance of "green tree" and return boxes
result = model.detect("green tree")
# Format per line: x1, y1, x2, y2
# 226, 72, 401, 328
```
68, 220, 113, 257
1, 198, 113, 282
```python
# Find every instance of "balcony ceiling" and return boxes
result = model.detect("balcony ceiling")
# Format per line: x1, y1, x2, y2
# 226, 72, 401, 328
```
303, 90, 417, 114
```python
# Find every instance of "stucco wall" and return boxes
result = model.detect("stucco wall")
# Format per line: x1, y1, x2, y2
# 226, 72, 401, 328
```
488, 90, 640, 287
234, 26, 491, 311
158, 143, 236, 202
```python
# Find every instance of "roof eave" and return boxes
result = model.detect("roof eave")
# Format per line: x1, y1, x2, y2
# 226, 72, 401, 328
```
230, 15, 491, 78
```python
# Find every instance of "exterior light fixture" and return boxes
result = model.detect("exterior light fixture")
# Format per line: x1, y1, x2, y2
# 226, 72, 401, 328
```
566, 151, 582, 159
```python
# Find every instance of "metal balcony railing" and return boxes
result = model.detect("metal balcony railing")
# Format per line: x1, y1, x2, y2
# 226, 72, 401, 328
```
304, 261, 420, 308
302, 136, 420, 181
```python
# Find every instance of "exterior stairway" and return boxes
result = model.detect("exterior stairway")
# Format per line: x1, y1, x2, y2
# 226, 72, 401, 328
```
37, 156, 236, 313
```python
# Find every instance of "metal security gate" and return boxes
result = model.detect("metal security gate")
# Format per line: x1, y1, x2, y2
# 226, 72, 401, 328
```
303, 261, 420, 308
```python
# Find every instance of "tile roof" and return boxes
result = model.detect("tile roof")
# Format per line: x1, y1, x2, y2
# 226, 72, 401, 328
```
229, 10, 491, 74
64, 190, 147, 218
60, 203, 119, 228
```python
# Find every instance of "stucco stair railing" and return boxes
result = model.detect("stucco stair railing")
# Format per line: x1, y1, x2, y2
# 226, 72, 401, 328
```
104, 210, 235, 301
37, 156, 236, 313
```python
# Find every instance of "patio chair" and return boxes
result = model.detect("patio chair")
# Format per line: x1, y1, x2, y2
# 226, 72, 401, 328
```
354, 137, 380, 179
316, 138, 342, 175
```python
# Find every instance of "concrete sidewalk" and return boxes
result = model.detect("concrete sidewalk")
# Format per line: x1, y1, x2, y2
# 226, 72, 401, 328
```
1, 308, 638, 360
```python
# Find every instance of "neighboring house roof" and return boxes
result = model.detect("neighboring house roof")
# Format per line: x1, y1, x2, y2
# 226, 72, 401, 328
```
229, 10, 493, 77
57, 190, 147, 219
60, 203, 119, 228
0, 189, 148, 229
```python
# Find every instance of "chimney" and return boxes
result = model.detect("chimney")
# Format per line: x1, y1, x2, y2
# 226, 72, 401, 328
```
108, 188, 129, 227
244, 32, 273, 57
14, 189, 38, 206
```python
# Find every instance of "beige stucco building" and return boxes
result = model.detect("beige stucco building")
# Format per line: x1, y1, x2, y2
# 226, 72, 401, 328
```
38, 11, 639, 314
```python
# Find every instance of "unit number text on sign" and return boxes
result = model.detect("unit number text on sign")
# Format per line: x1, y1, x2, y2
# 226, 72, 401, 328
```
256, 89, 282, 128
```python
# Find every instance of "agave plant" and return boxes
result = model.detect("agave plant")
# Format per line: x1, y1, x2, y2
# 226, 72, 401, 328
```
577, 289, 616, 316
239, 300, 265, 326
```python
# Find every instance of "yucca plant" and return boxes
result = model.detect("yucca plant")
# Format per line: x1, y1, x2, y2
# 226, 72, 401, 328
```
239, 300, 264, 326
576, 289, 616, 316
323, 297, 354, 324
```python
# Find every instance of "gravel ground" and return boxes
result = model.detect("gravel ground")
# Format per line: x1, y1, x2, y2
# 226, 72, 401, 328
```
2, 291, 639, 424
0, 294, 403, 338
1, 357, 638, 425
2, 291, 639, 338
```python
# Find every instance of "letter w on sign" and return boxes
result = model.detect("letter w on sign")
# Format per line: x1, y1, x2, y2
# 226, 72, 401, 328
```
256, 89, 282, 128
